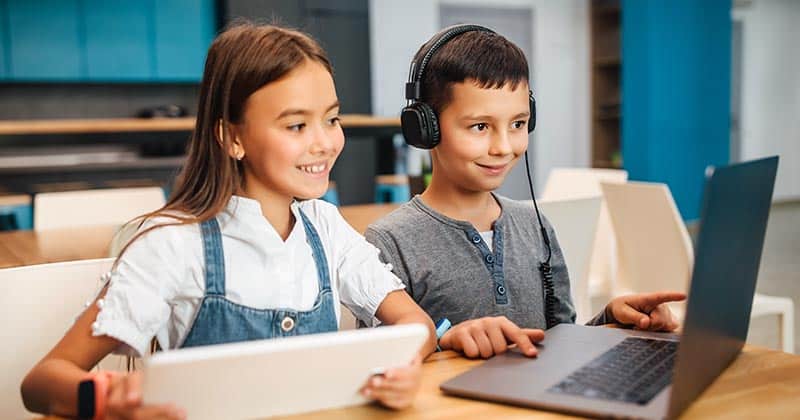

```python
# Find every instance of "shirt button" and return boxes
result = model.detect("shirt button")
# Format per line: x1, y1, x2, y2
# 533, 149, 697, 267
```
281, 316, 295, 332
471, 234, 481, 244
496, 285, 506, 295
485, 254, 495, 264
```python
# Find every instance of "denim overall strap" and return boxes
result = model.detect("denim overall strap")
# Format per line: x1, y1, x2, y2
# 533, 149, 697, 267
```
200, 217, 226, 296
298, 209, 331, 293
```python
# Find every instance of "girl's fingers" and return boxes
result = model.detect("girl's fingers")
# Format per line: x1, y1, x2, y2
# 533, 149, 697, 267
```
131, 404, 187, 420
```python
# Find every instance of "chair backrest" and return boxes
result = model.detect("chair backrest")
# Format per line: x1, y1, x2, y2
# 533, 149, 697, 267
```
537, 196, 603, 323
600, 181, 694, 297
0, 258, 120, 418
541, 168, 628, 302
34, 187, 166, 231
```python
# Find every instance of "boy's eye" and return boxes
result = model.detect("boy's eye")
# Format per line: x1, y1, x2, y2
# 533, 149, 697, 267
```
512, 120, 527, 130
288, 123, 306, 132
470, 123, 489, 132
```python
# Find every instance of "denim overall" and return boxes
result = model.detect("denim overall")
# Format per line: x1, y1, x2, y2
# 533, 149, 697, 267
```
180, 210, 338, 348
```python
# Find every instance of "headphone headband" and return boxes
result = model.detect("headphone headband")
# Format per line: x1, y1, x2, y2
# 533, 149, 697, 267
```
405, 24, 496, 102
400, 24, 535, 150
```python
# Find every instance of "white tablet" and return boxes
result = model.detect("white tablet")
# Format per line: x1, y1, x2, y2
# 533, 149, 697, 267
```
142, 324, 428, 420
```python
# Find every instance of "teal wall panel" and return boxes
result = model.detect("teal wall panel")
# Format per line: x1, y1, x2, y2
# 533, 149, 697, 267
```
154, 0, 216, 81
0, 0, 8, 79
622, 0, 732, 220
84, 0, 152, 80
7, 0, 84, 80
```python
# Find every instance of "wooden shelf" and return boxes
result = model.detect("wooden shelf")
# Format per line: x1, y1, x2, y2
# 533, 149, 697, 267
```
594, 56, 621, 67
593, 4, 621, 16
591, 0, 622, 170
597, 112, 621, 121
0, 114, 400, 136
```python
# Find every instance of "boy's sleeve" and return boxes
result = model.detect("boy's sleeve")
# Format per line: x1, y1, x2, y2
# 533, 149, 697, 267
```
364, 225, 414, 297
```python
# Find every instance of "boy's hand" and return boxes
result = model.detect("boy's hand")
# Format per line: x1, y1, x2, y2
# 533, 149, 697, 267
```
106, 371, 186, 420
439, 316, 545, 359
606, 291, 687, 332
360, 355, 422, 409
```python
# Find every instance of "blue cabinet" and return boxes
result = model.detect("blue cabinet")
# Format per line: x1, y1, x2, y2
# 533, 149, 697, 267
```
1, 0, 216, 82
84, 0, 153, 80
154, 0, 216, 81
7, 0, 83, 81
0, 0, 8, 79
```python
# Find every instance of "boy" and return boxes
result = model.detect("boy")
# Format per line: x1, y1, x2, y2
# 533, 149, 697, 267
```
366, 25, 684, 359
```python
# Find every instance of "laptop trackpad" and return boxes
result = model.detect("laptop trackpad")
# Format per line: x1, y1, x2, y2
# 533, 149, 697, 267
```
440, 323, 675, 418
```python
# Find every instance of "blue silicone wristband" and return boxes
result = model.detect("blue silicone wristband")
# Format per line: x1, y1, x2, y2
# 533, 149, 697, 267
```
435, 318, 451, 351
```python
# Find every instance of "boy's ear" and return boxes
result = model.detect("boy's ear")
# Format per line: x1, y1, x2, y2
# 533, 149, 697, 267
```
216, 119, 245, 161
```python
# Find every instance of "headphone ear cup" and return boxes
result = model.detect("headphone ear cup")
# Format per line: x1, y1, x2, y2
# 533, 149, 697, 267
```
528, 92, 537, 133
401, 102, 440, 149
422, 103, 440, 148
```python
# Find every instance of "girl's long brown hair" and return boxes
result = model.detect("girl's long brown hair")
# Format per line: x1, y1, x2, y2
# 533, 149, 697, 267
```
116, 23, 332, 260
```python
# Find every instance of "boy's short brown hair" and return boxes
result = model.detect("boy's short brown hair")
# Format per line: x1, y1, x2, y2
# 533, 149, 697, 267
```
415, 30, 529, 114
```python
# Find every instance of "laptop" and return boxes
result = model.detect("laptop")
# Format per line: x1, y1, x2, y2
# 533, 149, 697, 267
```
143, 323, 428, 420
440, 156, 779, 419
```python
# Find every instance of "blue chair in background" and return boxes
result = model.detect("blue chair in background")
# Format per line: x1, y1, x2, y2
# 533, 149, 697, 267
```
0, 195, 33, 231
374, 175, 410, 204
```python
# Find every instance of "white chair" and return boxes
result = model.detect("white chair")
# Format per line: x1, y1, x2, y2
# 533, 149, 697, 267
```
0, 258, 127, 419
601, 181, 795, 354
33, 187, 166, 231
538, 196, 603, 323
541, 168, 628, 311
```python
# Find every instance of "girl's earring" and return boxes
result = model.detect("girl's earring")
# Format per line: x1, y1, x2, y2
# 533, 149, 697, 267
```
236, 150, 244, 161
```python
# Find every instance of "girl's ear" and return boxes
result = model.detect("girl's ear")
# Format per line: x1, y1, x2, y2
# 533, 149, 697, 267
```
217, 119, 245, 161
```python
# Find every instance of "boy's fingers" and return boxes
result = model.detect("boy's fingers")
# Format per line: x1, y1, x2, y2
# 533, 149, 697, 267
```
499, 322, 539, 357
486, 324, 509, 355
632, 292, 687, 311
522, 328, 546, 342
454, 331, 480, 358
471, 329, 494, 359
615, 304, 650, 329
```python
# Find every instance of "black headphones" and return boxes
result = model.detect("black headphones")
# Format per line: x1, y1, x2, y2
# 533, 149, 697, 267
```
401, 24, 537, 150
401, 24, 558, 329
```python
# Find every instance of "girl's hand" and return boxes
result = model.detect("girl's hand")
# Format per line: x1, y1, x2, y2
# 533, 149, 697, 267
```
439, 316, 545, 359
106, 372, 186, 420
606, 291, 687, 331
360, 355, 423, 409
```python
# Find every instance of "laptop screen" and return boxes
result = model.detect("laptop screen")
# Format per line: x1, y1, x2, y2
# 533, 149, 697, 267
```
668, 156, 778, 418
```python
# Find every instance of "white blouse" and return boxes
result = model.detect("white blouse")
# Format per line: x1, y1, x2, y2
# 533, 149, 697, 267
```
92, 196, 404, 357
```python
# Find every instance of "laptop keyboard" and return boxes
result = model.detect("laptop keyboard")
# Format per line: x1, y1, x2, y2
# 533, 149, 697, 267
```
548, 337, 678, 405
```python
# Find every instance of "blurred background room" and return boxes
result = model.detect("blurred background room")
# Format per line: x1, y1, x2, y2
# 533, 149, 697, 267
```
0, 0, 797, 353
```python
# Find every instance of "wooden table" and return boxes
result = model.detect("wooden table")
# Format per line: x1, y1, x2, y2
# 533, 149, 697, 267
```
36, 345, 800, 420
0, 204, 399, 269
283, 345, 800, 419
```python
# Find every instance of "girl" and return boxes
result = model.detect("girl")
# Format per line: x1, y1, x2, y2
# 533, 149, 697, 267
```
22, 23, 436, 419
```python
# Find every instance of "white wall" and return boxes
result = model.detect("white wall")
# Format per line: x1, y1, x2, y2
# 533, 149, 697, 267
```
735, 0, 800, 200
369, 0, 591, 193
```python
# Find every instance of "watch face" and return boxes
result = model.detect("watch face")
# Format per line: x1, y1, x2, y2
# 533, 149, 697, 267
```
77, 380, 96, 419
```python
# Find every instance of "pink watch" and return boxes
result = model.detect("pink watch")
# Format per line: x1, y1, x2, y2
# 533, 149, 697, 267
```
77, 371, 115, 420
